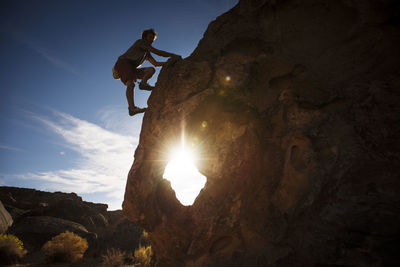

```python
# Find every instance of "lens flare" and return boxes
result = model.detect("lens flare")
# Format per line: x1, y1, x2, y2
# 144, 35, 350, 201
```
163, 146, 206, 206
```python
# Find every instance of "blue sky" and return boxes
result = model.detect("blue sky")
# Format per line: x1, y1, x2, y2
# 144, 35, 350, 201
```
0, 0, 238, 210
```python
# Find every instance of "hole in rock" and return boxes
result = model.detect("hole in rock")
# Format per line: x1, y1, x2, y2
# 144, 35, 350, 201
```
163, 145, 207, 206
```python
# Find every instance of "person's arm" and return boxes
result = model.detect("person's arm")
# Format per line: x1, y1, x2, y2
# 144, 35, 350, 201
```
147, 54, 164, 67
149, 46, 178, 58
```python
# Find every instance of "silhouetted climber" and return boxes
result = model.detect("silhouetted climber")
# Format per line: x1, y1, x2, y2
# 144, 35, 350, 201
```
112, 29, 180, 116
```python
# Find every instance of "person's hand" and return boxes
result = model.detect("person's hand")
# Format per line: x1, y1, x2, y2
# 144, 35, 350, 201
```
166, 55, 182, 66
171, 54, 182, 60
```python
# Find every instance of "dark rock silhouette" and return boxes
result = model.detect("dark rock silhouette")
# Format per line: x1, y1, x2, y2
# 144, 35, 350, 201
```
123, 0, 400, 266
9, 216, 90, 250
0, 186, 143, 253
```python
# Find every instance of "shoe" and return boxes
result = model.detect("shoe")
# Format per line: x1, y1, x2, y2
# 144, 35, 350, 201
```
139, 82, 154, 91
129, 106, 147, 116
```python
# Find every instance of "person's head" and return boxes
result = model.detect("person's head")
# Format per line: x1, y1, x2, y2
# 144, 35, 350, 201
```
142, 29, 157, 43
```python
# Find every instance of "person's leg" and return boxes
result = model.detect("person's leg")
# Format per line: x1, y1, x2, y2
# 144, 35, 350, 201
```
139, 67, 156, 90
125, 80, 135, 109
140, 67, 156, 84
125, 80, 146, 116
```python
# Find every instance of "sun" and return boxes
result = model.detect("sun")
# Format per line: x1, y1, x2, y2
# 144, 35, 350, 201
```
163, 145, 206, 206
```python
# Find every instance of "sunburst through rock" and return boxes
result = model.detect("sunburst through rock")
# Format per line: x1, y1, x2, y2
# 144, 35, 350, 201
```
163, 137, 206, 206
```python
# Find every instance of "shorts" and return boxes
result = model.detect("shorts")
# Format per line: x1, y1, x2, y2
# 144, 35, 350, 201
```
113, 58, 145, 85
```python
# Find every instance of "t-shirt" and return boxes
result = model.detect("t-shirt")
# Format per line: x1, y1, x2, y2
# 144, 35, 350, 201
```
119, 39, 152, 67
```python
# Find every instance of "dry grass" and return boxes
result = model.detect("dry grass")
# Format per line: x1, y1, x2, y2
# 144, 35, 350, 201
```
100, 248, 126, 267
134, 245, 153, 267
41, 231, 88, 263
100, 244, 153, 267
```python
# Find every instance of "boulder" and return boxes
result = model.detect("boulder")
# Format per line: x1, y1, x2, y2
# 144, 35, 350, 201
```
25, 198, 109, 231
9, 216, 91, 250
99, 210, 143, 252
123, 0, 400, 266
0, 201, 13, 233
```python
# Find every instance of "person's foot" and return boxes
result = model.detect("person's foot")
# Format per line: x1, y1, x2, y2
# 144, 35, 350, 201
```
129, 106, 147, 116
139, 82, 154, 91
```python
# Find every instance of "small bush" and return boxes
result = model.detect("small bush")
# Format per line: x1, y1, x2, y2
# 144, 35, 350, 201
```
41, 231, 88, 263
134, 245, 153, 267
100, 248, 125, 267
0, 234, 27, 264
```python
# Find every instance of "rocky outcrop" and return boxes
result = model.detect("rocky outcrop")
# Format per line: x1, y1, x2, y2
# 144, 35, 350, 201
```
123, 0, 400, 266
0, 201, 13, 233
0, 186, 143, 253
9, 216, 91, 249
0, 186, 107, 218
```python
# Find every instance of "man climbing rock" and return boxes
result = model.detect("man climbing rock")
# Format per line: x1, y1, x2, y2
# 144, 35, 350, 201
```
112, 29, 180, 116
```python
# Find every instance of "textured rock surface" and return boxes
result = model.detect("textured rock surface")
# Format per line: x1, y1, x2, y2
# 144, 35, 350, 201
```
0, 201, 13, 233
123, 0, 400, 266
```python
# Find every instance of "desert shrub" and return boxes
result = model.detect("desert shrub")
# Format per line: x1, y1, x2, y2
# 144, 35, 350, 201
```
134, 245, 153, 267
100, 248, 125, 267
41, 231, 88, 263
0, 234, 27, 264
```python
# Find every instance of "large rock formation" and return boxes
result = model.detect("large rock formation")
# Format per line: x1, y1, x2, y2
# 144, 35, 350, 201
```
123, 0, 400, 266
0, 186, 108, 232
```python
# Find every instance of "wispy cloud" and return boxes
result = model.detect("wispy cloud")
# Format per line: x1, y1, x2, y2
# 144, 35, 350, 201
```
18, 108, 141, 210
97, 105, 143, 137
0, 144, 23, 152
5, 29, 79, 76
